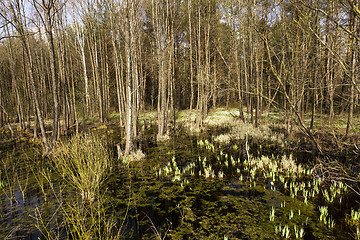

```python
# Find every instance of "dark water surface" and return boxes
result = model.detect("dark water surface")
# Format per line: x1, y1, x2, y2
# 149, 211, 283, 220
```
0, 126, 357, 239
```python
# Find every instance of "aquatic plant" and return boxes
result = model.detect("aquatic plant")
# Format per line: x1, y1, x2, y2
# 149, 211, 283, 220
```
204, 168, 211, 178
323, 189, 334, 203
351, 209, 360, 223
346, 208, 360, 239
231, 156, 236, 166
218, 171, 224, 179
269, 206, 275, 221
0, 170, 5, 189
276, 224, 290, 238
319, 206, 328, 222
294, 225, 304, 238
205, 140, 215, 151
318, 205, 335, 228
289, 209, 294, 220
52, 133, 111, 202
197, 139, 215, 151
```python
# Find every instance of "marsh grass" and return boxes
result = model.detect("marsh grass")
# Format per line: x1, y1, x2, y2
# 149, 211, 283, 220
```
52, 133, 111, 203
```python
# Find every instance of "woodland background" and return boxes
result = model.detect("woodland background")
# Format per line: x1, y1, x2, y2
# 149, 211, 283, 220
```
0, 0, 359, 154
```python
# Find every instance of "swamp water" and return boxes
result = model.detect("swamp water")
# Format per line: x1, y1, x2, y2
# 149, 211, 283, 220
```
0, 126, 358, 239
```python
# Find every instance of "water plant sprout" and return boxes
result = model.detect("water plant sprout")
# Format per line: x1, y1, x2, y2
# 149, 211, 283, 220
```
155, 136, 350, 237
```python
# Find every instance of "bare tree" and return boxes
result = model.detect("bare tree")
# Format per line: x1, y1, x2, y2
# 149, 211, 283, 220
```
32, 0, 61, 144
1, 0, 50, 152
122, 0, 143, 155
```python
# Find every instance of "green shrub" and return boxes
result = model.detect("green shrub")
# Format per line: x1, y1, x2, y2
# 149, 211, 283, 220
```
52, 133, 111, 202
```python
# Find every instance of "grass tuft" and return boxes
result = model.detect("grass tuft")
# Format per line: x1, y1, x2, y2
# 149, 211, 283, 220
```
122, 149, 146, 165
52, 133, 111, 203
157, 134, 171, 142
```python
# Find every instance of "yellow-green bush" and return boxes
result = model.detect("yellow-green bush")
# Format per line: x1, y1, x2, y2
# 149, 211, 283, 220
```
52, 133, 111, 202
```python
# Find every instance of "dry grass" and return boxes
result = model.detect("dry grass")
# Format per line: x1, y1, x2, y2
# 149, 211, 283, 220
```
176, 108, 286, 146
214, 134, 231, 145
230, 122, 285, 146
157, 134, 171, 142
204, 111, 286, 146
122, 149, 146, 165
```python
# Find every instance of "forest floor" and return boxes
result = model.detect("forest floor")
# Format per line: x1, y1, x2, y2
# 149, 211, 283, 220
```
2, 108, 360, 156
173, 108, 360, 155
